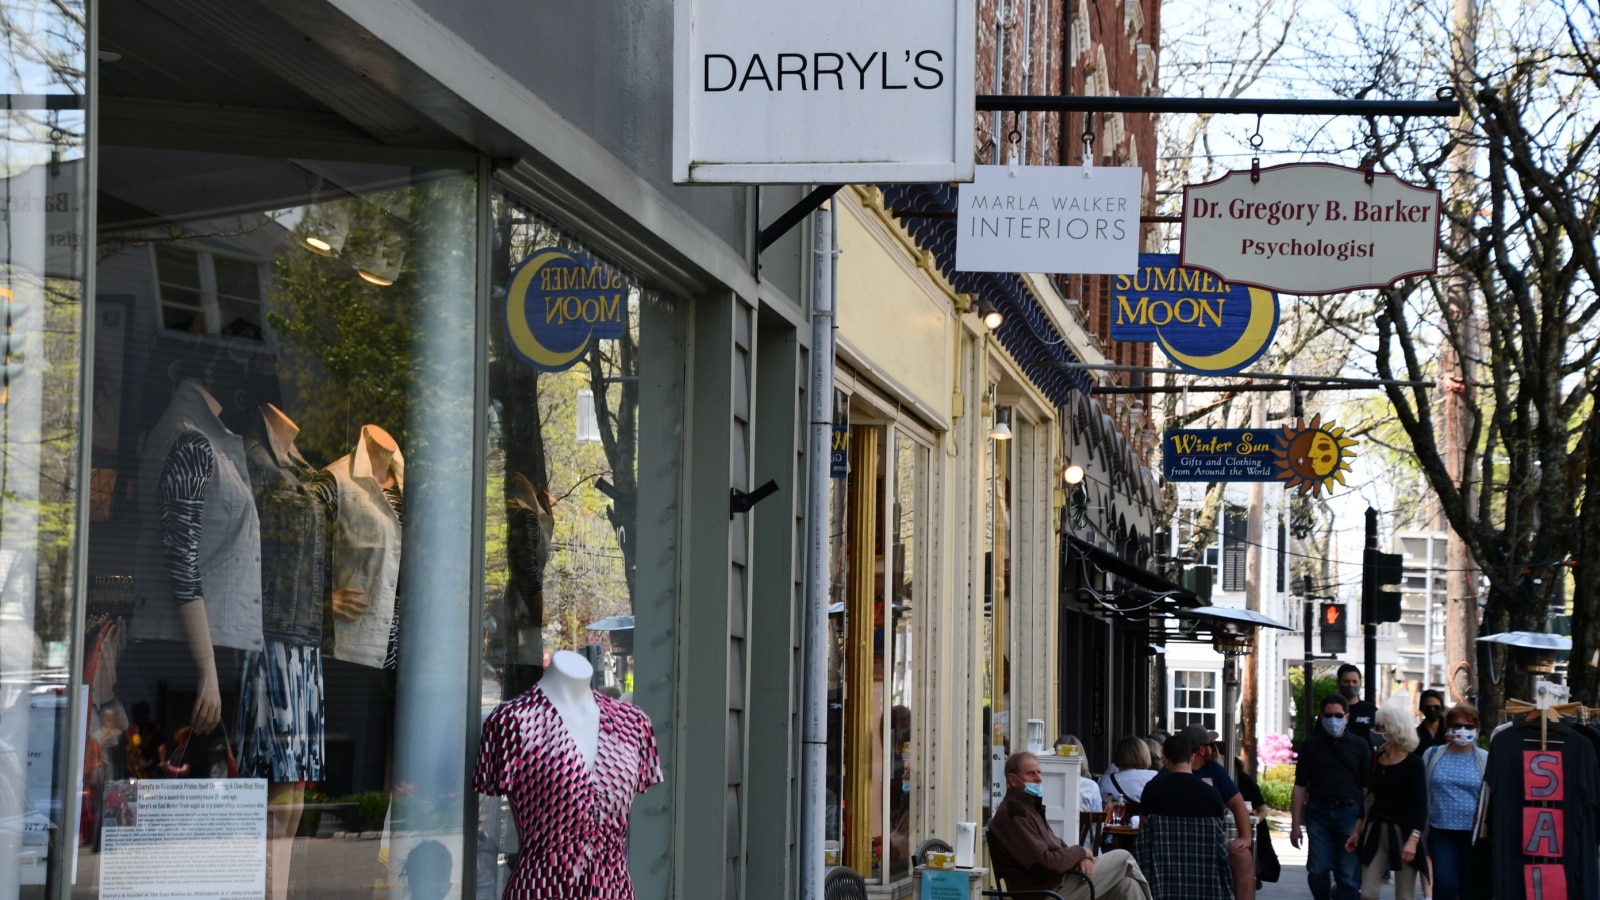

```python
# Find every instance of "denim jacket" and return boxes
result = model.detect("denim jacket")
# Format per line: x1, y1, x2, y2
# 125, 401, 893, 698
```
244, 414, 331, 647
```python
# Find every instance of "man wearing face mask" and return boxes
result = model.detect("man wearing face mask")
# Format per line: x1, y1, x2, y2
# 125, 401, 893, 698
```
989, 751, 1154, 900
1413, 689, 1447, 755
1337, 664, 1378, 744
1290, 694, 1372, 900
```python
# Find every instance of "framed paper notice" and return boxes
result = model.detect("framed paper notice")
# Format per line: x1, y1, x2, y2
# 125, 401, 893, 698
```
100, 779, 267, 900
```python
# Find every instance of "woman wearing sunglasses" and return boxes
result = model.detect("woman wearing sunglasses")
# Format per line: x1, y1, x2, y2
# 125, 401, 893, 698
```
1413, 690, 1448, 755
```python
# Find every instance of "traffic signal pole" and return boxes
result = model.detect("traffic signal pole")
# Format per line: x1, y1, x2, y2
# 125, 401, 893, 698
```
1364, 508, 1379, 703
1302, 575, 1314, 737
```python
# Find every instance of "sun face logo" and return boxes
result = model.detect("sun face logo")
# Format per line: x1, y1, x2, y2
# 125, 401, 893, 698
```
1271, 414, 1357, 496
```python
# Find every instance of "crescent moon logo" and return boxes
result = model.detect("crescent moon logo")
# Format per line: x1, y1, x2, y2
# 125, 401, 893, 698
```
1156, 286, 1279, 375
504, 247, 628, 372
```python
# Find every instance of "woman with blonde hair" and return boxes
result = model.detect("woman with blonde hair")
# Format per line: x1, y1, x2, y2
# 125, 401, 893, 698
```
1099, 735, 1157, 805
1344, 701, 1427, 899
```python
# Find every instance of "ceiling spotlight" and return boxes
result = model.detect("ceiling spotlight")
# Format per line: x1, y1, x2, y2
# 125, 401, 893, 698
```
989, 407, 1014, 441
979, 300, 1004, 331
1064, 464, 1085, 485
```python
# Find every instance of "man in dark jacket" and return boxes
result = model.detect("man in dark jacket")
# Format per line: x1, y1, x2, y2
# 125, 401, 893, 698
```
989, 751, 1152, 900
1290, 693, 1372, 900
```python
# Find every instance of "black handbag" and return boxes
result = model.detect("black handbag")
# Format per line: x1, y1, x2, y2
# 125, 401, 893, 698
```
1254, 818, 1281, 883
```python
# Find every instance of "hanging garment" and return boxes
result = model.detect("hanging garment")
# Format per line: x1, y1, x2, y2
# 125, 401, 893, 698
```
131, 381, 263, 651
244, 420, 333, 647
1486, 719, 1600, 900
324, 427, 403, 668
474, 689, 662, 900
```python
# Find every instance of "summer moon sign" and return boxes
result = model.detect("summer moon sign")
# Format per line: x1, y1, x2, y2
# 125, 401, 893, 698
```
505, 247, 628, 373
1180, 162, 1442, 295
1113, 254, 1280, 376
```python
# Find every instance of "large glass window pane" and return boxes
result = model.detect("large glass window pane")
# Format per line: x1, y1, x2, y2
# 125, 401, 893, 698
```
475, 192, 682, 900
0, 0, 90, 895
85, 149, 477, 900
885, 432, 925, 881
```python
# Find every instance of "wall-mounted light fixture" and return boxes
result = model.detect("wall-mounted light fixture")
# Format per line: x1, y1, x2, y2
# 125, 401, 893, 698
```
978, 300, 1004, 331
989, 406, 1013, 440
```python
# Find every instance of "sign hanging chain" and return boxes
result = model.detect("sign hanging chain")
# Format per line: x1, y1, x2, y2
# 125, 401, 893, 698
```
1249, 114, 1264, 183
1008, 111, 1023, 176
1082, 110, 1095, 176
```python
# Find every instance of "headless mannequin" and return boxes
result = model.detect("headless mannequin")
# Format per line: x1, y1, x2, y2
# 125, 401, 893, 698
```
329, 424, 401, 623
175, 379, 225, 735
258, 404, 305, 900
538, 651, 599, 770
363, 425, 399, 489
261, 403, 298, 462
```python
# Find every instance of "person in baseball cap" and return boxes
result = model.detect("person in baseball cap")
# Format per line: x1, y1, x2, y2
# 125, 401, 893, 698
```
1177, 725, 1255, 900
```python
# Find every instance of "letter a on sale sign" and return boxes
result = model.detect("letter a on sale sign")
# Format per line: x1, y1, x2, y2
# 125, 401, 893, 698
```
1523, 808, 1565, 857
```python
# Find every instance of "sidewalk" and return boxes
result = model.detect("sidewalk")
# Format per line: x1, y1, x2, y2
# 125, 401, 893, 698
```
1257, 810, 1316, 900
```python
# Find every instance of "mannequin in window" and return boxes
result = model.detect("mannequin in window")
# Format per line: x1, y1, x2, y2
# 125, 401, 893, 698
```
238, 403, 334, 900
129, 356, 263, 777
474, 650, 662, 899
324, 424, 404, 668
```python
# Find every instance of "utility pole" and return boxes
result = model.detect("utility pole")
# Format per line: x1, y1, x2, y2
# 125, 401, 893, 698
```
1442, 0, 1480, 707
1241, 394, 1264, 774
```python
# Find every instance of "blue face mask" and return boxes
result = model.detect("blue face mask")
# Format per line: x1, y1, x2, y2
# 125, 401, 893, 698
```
1022, 782, 1043, 798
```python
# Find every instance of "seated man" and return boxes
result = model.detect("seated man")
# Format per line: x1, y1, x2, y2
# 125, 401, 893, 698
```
989, 751, 1153, 900
1137, 732, 1234, 900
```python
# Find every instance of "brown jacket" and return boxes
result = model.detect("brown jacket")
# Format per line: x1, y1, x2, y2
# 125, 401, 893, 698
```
989, 787, 1089, 891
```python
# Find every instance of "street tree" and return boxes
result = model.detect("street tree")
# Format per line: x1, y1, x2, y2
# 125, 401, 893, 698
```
1315, 0, 1600, 719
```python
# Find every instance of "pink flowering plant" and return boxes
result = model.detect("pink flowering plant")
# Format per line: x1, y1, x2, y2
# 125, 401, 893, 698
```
1259, 732, 1297, 770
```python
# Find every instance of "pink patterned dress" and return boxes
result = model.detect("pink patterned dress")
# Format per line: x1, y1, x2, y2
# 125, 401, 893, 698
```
474, 689, 663, 900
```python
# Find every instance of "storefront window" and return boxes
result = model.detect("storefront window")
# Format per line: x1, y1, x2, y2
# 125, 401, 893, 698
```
982, 397, 1014, 819
0, 0, 90, 894
475, 191, 682, 900
84, 149, 478, 899
826, 412, 929, 884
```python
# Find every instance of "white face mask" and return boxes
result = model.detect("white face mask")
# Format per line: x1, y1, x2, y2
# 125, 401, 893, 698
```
1322, 716, 1347, 738
1449, 727, 1478, 747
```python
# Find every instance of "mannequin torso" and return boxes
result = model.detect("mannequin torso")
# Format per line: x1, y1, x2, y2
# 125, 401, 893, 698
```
538, 650, 599, 770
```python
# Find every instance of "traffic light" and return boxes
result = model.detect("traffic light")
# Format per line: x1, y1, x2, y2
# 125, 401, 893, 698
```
1, 288, 23, 404
1320, 602, 1348, 654
1363, 547, 1405, 624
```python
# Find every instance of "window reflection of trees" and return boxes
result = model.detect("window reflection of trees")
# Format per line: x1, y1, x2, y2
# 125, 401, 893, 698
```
485, 196, 639, 698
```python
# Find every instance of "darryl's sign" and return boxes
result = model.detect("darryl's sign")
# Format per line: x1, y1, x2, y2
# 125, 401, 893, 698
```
1113, 254, 1280, 375
1163, 429, 1278, 482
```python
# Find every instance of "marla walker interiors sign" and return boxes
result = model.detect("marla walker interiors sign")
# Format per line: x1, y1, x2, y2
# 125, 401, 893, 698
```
673, 0, 974, 184
1180, 163, 1441, 295
1112, 254, 1279, 375
956, 166, 1142, 274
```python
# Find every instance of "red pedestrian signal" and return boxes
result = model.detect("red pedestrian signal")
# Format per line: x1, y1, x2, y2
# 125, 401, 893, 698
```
1320, 602, 1347, 654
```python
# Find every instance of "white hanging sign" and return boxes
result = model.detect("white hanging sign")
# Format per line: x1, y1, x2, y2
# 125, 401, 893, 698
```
1180, 162, 1441, 294
673, 0, 974, 184
955, 165, 1143, 274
